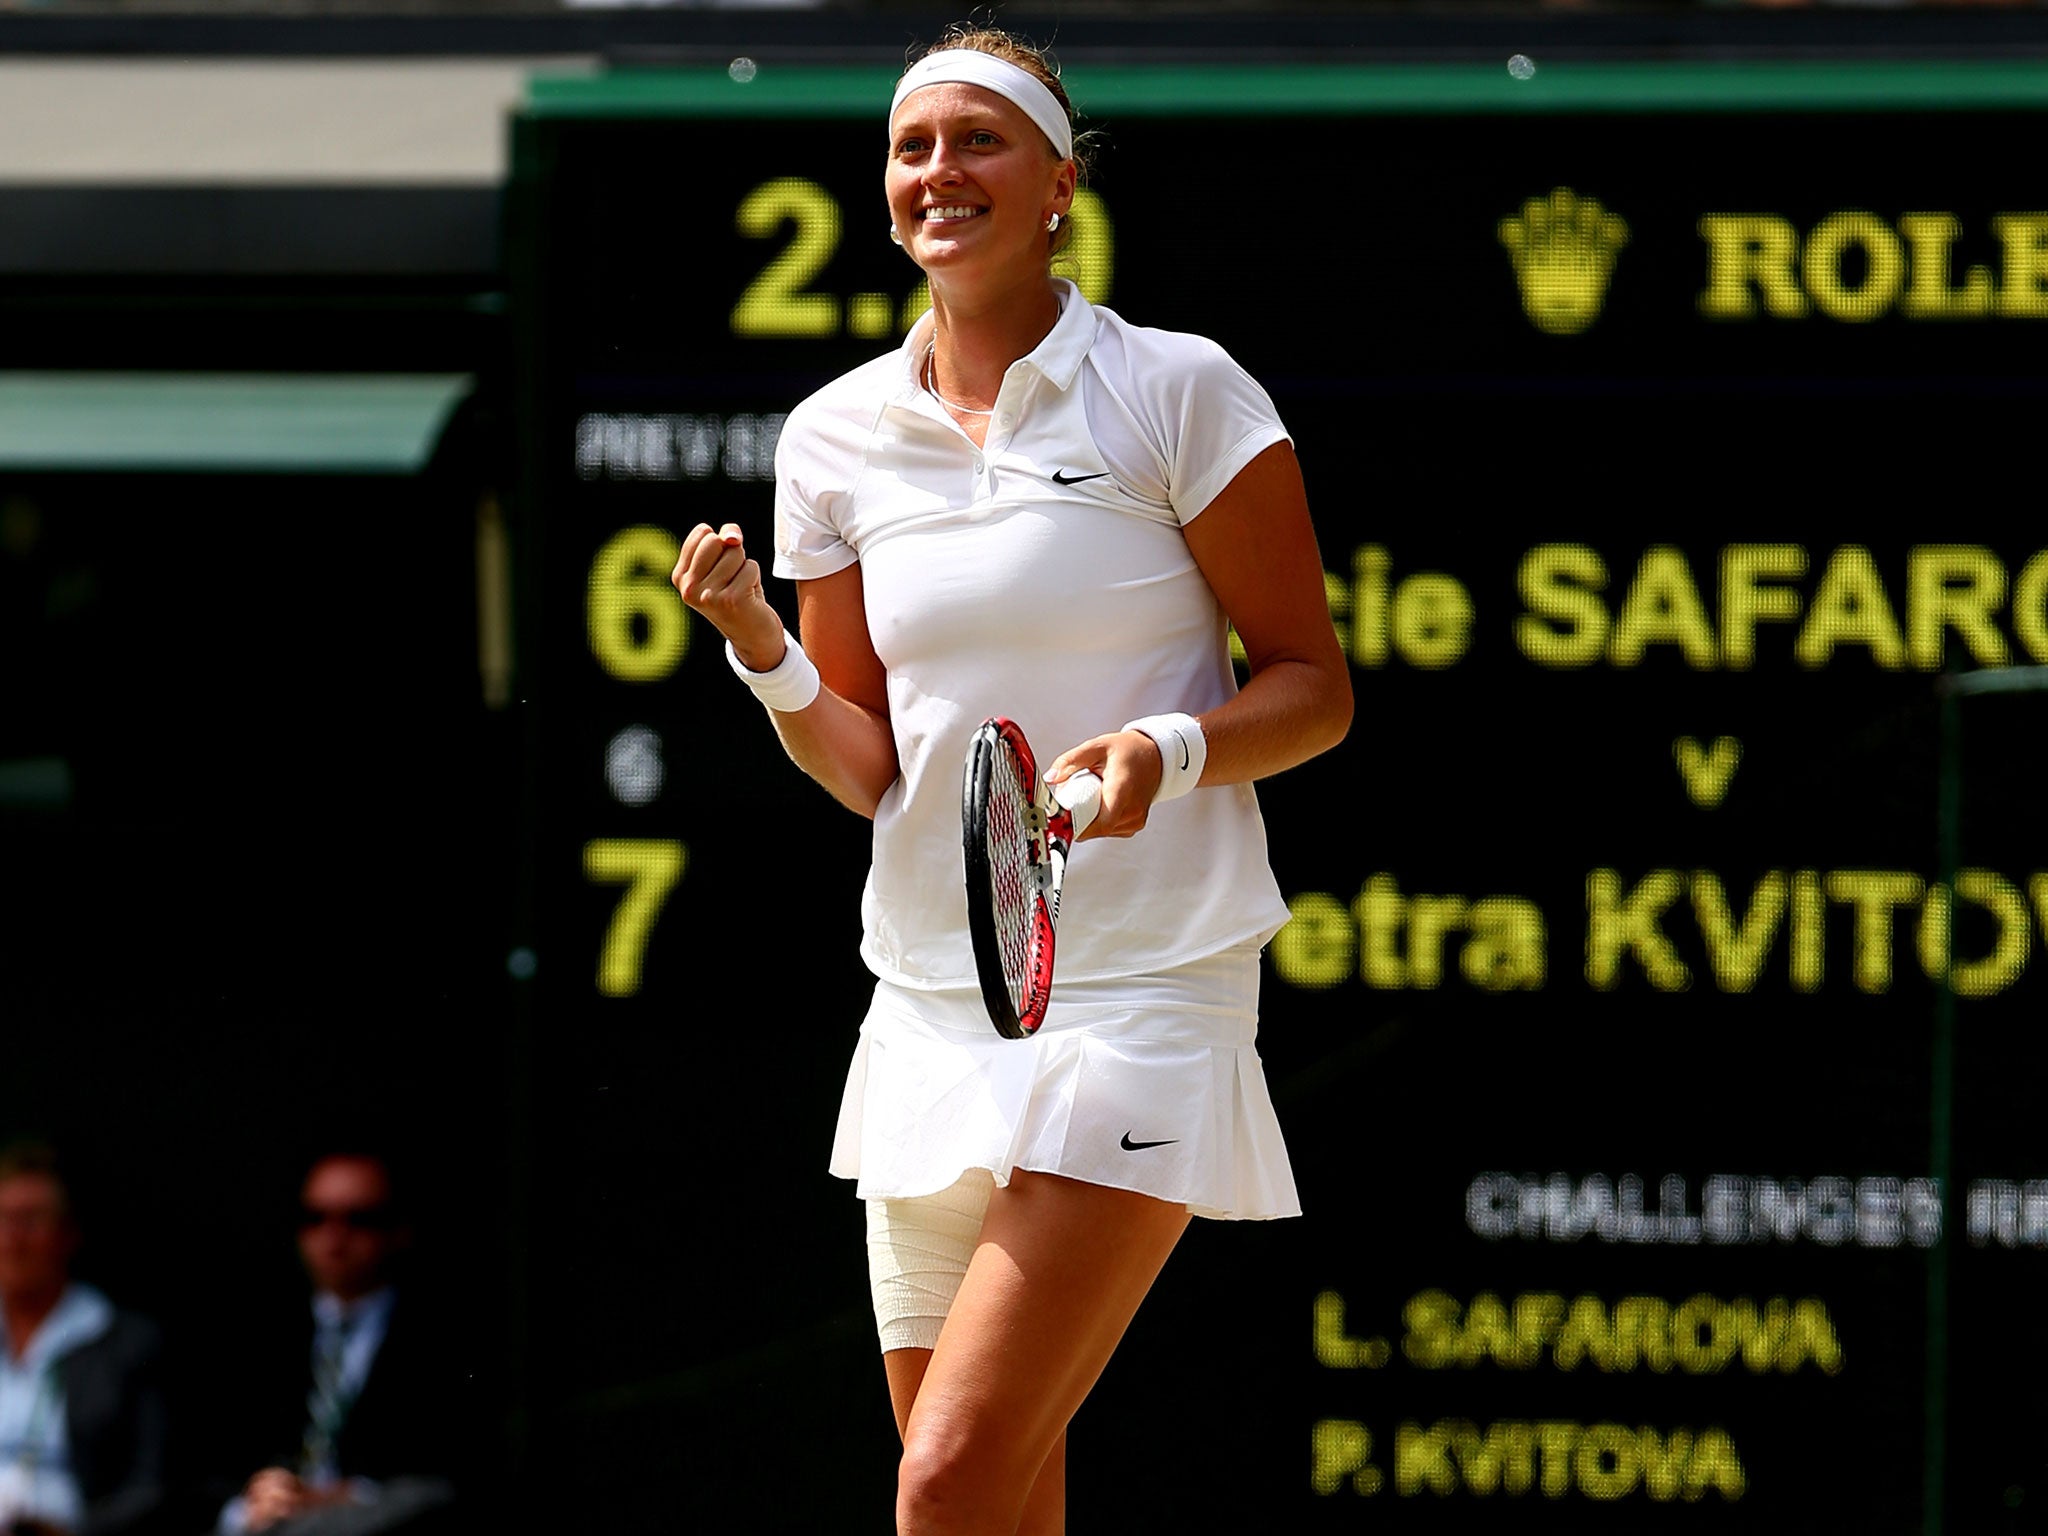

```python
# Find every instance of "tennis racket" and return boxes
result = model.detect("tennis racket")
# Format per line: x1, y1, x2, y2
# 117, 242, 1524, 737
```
961, 717, 1103, 1039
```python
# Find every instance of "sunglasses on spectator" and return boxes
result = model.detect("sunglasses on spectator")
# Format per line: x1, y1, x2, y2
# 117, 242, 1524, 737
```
299, 1204, 399, 1232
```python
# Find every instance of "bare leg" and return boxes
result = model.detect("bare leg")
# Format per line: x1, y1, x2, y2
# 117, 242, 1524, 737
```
884, 1350, 1069, 1534
893, 1170, 1190, 1535
1015, 1433, 1066, 1536
882, 1346, 930, 1436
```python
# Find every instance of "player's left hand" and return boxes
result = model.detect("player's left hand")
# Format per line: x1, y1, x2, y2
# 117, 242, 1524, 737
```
1047, 731, 1164, 840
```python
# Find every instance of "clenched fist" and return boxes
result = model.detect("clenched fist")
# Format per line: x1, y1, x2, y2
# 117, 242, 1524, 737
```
671, 522, 785, 670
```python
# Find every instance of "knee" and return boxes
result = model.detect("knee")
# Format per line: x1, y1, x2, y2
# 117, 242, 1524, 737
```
897, 1420, 1027, 1536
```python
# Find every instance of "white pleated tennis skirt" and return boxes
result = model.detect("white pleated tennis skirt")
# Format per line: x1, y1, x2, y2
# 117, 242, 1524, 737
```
829, 943, 1300, 1221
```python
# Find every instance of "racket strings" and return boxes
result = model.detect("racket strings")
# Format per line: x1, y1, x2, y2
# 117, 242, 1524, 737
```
985, 749, 1044, 1015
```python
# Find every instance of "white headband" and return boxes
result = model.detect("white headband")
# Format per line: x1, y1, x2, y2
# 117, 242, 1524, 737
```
889, 50, 1074, 162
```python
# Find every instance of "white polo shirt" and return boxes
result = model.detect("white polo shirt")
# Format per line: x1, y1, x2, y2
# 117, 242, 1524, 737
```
773, 280, 1293, 989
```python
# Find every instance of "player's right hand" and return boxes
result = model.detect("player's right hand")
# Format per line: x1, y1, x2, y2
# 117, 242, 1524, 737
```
672, 523, 784, 670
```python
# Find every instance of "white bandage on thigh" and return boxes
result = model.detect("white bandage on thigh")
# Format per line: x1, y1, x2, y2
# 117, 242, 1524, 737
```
864, 1169, 995, 1352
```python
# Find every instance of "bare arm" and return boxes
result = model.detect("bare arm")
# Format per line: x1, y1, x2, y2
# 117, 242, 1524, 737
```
1048, 441, 1352, 837
672, 523, 899, 818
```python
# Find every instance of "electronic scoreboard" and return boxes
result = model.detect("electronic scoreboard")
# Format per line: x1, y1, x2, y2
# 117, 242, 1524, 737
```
511, 59, 2048, 1531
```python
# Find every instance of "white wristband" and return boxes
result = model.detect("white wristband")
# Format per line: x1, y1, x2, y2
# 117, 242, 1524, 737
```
726, 630, 821, 713
1122, 712, 1206, 803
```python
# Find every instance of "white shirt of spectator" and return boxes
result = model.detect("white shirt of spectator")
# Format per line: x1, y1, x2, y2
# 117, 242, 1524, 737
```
0, 1282, 114, 1533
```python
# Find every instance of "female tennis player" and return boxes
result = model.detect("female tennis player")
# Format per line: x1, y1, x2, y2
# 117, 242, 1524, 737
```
674, 25, 1351, 1533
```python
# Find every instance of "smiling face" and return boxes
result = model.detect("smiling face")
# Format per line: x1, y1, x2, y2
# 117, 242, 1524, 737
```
886, 80, 1075, 295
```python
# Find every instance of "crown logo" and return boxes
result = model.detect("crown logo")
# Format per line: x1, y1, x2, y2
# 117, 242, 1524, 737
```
1498, 188, 1630, 335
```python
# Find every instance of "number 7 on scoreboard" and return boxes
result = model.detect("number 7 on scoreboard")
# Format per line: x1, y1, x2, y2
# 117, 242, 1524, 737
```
584, 838, 687, 997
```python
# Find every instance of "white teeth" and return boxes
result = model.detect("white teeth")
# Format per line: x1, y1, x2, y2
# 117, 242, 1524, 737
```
925, 206, 981, 221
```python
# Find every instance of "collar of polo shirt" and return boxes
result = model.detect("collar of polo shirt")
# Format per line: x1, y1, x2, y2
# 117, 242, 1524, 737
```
897, 280, 1095, 406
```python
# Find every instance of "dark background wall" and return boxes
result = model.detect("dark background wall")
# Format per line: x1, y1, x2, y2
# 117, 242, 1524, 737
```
6, 10, 2048, 1534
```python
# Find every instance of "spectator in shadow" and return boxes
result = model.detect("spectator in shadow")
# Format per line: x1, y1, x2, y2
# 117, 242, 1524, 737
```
0, 1140, 167, 1536
212, 1152, 467, 1536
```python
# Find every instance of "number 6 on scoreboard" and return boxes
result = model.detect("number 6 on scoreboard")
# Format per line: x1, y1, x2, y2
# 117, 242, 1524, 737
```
584, 838, 687, 996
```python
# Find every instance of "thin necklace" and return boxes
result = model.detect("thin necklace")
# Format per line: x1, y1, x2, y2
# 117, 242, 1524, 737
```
924, 341, 995, 417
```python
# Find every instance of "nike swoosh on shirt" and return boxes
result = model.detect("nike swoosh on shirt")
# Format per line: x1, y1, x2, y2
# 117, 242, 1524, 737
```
1121, 1133, 1179, 1152
1051, 469, 1111, 486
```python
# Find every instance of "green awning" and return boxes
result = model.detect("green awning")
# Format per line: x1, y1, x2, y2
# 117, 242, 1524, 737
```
0, 372, 473, 474
528, 59, 2048, 118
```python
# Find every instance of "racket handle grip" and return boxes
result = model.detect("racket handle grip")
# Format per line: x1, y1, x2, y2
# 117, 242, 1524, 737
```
1052, 770, 1103, 838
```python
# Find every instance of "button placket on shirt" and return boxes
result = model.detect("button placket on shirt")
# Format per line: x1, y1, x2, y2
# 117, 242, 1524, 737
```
917, 391, 988, 503
921, 362, 1031, 504
976, 368, 1032, 497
